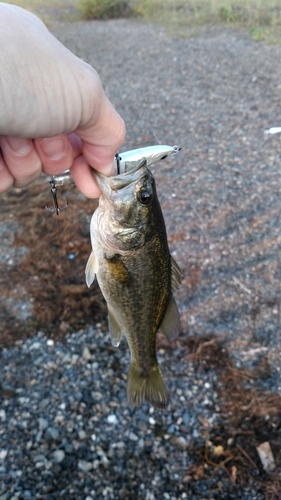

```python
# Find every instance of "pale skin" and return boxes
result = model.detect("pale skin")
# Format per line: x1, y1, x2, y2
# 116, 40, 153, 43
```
0, 3, 126, 197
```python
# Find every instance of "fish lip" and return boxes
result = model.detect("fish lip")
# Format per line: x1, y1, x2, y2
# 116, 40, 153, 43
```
94, 158, 148, 199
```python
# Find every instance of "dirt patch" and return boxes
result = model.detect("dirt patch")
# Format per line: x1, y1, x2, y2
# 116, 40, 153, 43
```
0, 181, 107, 347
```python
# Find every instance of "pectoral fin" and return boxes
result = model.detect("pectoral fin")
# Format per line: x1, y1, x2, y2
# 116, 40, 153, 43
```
159, 296, 180, 341
108, 309, 123, 347
85, 251, 96, 288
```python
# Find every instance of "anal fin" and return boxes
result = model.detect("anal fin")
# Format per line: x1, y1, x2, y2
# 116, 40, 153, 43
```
159, 296, 180, 341
108, 309, 123, 347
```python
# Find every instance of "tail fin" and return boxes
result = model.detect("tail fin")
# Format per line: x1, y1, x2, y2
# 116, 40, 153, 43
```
127, 363, 169, 410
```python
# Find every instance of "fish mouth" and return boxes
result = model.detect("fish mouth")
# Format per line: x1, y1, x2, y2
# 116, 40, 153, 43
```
94, 157, 148, 200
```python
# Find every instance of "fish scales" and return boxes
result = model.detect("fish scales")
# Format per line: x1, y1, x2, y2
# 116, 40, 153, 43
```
86, 157, 182, 409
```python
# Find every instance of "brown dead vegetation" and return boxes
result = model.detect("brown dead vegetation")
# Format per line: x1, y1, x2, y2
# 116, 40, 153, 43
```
181, 334, 281, 499
0, 182, 106, 347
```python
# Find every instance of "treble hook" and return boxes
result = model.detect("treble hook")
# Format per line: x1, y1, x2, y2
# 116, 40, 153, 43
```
45, 178, 68, 215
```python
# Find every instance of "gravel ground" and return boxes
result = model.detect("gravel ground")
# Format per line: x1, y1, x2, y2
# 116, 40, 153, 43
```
0, 329, 222, 500
1, 18, 281, 499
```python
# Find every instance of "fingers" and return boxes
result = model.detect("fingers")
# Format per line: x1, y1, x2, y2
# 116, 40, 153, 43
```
0, 134, 82, 189
70, 155, 102, 199
0, 136, 42, 188
34, 133, 81, 174
67, 95, 126, 198
0, 105, 125, 198
0, 151, 14, 194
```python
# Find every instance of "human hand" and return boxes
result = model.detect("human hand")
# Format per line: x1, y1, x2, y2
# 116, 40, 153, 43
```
0, 3, 126, 197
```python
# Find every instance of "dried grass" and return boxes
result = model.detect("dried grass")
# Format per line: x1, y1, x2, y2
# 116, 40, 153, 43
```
179, 334, 281, 497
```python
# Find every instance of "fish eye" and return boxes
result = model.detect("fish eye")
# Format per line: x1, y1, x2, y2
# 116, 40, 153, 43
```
138, 189, 153, 206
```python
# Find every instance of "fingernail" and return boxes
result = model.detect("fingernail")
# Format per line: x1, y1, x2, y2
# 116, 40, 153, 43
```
6, 137, 32, 155
39, 136, 67, 160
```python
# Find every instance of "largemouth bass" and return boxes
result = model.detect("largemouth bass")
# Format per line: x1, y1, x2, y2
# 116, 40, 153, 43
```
85, 158, 182, 409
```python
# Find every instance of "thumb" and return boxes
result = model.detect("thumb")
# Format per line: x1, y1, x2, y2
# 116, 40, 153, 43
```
76, 94, 126, 176
70, 95, 126, 198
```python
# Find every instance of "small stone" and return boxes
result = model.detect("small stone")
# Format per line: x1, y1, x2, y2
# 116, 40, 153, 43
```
78, 460, 93, 472
182, 411, 189, 426
128, 432, 138, 441
137, 438, 144, 448
45, 427, 60, 440
38, 418, 48, 430
0, 450, 8, 460
106, 414, 118, 425
33, 454, 46, 463
256, 441, 275, 473
102, 487, 113, 496
52, 450, 65, 463
192, 429, 199, 438
35, 430, 43, 443
83, 346, 92, 360
174, 436, 188, 450
39, 398, 50, 409
78, 430, 87, 439
35, 461, 45, 469
0, 410, 6, 422
29, 342, 41, 350
101, 454, 109, 465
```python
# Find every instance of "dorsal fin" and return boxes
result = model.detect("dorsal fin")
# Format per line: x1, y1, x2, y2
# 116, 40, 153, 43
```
171, 255, 182, 292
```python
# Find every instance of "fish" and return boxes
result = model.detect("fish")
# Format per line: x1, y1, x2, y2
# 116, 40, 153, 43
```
85, 157, 182, 409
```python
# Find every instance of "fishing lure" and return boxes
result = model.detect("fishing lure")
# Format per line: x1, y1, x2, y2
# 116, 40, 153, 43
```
45, 145, 181, 214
